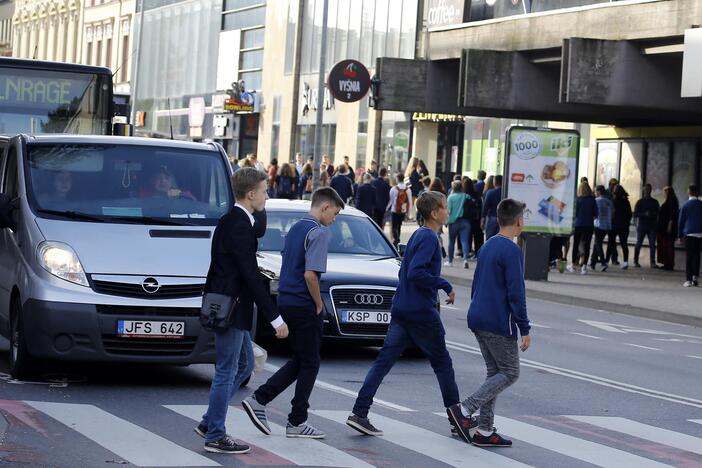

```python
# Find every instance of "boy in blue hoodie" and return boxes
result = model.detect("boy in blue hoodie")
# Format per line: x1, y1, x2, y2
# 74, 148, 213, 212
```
459, 198, 531, 447
346, 191, 476, 442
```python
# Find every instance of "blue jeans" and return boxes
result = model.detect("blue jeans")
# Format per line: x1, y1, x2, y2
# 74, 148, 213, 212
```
352, 318, 459, 418
485, 216, 499, 240
448, 218, 472, 262
204, 328, 255, 442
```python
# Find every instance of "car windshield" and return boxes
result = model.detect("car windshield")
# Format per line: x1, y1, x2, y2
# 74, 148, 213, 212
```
25, 143, 233, 226
260, 211, 396, 257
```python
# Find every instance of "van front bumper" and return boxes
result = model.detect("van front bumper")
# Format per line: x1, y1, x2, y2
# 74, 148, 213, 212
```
22, 299, 216, 364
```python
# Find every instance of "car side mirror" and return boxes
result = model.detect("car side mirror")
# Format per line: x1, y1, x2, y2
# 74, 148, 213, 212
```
397, 243, 407, 257
0, 194, 18, 231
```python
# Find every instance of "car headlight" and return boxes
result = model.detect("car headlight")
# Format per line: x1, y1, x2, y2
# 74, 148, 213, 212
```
37, 241, 89, 287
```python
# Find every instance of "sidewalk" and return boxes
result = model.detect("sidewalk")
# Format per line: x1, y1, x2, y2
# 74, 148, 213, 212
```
387, 221, 702, 328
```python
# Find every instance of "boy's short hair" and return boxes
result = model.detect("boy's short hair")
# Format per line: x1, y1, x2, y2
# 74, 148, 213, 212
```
422, 176, 432, 187
379, 167, 388, 177
497, 198, 525, 227
451, 180, 462, 192
495, 175, 503, 186
311, 186, 345, 209
690, 184, 699, 197
396, 173, 405, 182
595, 184, 606, 195
416, 191, 446, 221
232, 167, 267, 200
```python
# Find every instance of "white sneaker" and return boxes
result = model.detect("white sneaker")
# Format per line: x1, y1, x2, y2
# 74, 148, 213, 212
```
566, 265, 575, 273
444, 261, 453, 267
621, 261, 628, 270
683, 281, 694, 287
463, 260, 469, 269
580, 265, 588, 275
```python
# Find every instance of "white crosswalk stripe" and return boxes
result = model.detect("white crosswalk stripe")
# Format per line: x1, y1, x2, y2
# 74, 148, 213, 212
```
492, 415, 672, 468
166, 404, 373, 468
690, 419, 702, 425
567, 416, 702, 456
314, 410, 531, 467
25, 401, 219, 467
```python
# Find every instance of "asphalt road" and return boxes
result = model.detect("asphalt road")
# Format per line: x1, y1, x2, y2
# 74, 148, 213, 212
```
1, 287, 701, 467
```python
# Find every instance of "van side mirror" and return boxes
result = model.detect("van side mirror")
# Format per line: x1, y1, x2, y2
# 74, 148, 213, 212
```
0, 194, 18, 231
397, 243, 407, 257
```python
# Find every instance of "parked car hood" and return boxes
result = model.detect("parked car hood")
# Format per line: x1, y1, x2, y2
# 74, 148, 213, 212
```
257, 252, 401, 289
34, 218, 213, 277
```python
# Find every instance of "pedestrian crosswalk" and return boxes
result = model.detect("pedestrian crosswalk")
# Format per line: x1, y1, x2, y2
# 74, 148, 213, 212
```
4, 400, 701, 467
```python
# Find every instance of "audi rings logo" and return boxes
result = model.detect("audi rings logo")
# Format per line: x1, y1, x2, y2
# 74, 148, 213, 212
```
142, 277, 160, 294
354, 293, 384, 305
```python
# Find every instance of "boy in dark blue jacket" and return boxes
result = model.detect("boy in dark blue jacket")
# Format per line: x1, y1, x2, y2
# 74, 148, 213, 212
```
346, 191, 475, 442
459, 198, 531, 448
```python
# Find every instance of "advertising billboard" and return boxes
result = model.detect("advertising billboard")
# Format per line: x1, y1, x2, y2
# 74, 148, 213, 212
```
504, 126, 579, 235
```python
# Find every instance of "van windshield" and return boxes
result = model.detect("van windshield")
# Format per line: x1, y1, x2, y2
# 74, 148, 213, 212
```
25, 143, 233, 226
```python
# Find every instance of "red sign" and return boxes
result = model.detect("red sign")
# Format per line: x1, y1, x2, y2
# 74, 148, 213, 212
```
511, 173, 525, 183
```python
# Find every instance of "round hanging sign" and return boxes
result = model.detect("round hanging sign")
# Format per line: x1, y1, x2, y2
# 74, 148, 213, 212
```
327, 60, 371, 103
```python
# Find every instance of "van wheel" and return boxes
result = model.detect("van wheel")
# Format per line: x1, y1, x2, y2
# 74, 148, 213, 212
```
9, 300, 37, 380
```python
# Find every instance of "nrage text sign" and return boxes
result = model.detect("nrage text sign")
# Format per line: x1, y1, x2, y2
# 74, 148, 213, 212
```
0, 69, 92, 110
504, 127, 579, 235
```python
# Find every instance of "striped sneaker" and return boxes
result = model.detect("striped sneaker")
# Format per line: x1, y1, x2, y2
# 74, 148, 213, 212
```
242, 396, 271, 435
286, 421, 325, 439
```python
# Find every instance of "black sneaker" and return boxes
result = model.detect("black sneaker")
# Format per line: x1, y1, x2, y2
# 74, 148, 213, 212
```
204, 435, 251, 454
601, 263, 608, 272
449, 416, 478, 436
471, 430, 512, 447
194, 421, 208, 438
346, 414, 383, 436
446, 404, 473, 443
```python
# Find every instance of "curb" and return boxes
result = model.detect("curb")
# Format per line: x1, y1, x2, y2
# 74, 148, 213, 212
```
443, 273, 702, 329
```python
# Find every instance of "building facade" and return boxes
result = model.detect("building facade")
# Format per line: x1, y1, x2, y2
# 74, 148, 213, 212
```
0, 0, 14, 56
12, 0, 83, 62
256, 0, 419, 172
376, 0, 702, 195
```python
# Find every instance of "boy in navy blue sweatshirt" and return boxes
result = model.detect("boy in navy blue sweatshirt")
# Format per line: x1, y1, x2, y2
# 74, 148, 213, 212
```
347, 191, 475, 442
459, 198, 531, 447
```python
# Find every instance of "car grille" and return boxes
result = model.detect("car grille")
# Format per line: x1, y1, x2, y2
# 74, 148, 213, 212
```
96, 305, 200, 317
330, 287, 394, 336
102, 335, 197, 356
92, 280, 204, 299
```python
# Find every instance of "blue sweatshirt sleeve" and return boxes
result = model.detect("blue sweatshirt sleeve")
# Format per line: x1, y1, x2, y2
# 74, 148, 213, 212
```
407, 235, 453, 294
503, 248, 530, 336
678, 204, 687, 239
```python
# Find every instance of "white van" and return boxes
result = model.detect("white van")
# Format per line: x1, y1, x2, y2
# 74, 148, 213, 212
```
0, 134, 235, 378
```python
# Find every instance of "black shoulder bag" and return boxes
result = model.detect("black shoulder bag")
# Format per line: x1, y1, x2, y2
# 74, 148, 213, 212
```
200, 293, 239, 330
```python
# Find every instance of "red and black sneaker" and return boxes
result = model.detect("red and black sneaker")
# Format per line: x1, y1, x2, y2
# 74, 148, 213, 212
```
471, 430, 512, 447
446, 404, 475, 443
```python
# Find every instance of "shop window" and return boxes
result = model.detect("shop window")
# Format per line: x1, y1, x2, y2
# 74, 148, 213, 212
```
595, 141, 619, 188
240, 70, 262, 90
222, 6, 265, 31
243, 27, 264, 49
619, 141, 644, 209
645, 142, 670, 204
672, 141, 697, 206
240, 49, 263, 70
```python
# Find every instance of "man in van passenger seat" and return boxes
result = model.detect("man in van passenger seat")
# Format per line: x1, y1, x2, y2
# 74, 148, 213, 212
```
141, 166, 196, 200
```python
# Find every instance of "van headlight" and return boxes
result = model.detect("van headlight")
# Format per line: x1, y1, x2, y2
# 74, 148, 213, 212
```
37, 241, 89, 287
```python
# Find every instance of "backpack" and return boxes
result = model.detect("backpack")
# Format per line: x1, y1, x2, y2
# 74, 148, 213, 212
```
462, 195, 478, 221
395, 187, 409, 213
277, 176, 293, 197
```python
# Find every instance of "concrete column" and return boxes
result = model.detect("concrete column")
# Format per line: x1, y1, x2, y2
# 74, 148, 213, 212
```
65, 13, 77, 63
56, 15, 66, 62
13, 23, 23, 58
37, 19, 47, 59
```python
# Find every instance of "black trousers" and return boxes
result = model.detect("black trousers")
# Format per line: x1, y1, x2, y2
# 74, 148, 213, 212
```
254, 306, 323, 426
471, 219, 484, 254
591, 228, 608, 267
605, 229, 619, 263
685, 236, 702, 282
372, 209, 386, 230
572, 227, 594, 265
607, 227, 629, 263
391, 212, 405, 247
634, 226, 656, 266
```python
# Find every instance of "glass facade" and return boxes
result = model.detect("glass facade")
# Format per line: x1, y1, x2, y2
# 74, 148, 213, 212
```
133, 0, 222, 138
464, 0, 626, 23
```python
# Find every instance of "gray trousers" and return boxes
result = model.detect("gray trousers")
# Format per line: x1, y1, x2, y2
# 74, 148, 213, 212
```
462, 330, 520, 432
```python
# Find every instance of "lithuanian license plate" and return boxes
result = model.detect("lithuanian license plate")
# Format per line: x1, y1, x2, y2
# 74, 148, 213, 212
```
341, 310, 390, 324
117, 320, 184, 338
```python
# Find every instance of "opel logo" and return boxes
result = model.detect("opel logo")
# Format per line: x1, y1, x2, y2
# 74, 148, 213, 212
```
354, 293, 383, 305
142, 277, 160, 294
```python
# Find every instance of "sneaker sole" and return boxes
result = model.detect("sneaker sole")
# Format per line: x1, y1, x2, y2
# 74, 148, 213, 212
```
285, 433, 326, 439
445, 409, 471, 444
346, 419, 383, 437
471, 441, 512, 448
204, 445, 251, 454
242, 399, 272, 436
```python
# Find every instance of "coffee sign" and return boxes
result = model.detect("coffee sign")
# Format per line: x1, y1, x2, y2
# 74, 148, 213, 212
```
327, 60, 371, 103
